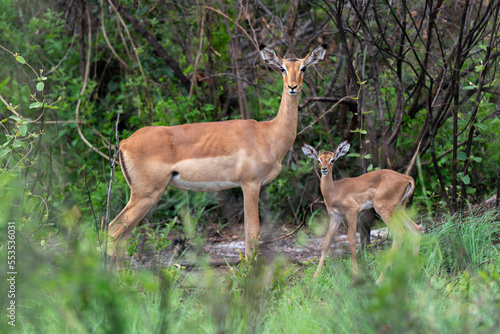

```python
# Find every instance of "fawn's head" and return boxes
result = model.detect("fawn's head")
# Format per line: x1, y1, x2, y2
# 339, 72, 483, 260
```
302, 141, 350, 176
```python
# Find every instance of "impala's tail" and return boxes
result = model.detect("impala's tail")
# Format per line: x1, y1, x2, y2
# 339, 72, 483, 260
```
403, 180, 415, 203
119, 150, 133, 186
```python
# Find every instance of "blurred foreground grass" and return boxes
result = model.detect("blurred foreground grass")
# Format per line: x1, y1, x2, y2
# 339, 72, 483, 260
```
1, 176, 499, 333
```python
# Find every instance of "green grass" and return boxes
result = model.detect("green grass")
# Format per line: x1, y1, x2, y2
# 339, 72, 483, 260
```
1, 209, 499, 333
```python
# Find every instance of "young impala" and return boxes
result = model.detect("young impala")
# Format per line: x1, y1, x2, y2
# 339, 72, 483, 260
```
107, 44, 327, 267
302, 141, 422, 282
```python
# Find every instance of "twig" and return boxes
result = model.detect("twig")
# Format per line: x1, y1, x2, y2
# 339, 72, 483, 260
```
442, 257, 493, 296
260, 198, 323, 245
75, 5, 110, 161
199, 72, 280, 96
104, 111, 121, 232
298, 96, 358, 111
0, 43, 40, 78
100, 0, 128, 69
0, 93, 22, 119
420, 141, 467, 167
188, 3, 206, 106
110, 0, 190, 89
205, 6, 259, 52
45, 30, 78, 76
107, 0, 152, 118
297, 95, 357, 136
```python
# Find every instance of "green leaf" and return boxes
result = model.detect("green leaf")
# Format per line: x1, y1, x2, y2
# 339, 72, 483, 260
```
471, 156, 482, 163
19, 124, 27, 136
363, 154, 371, 159
461, 175, 470, 185
463, 85, 476, 90
0, 149, 11, 157
36, 82, 45, 91
15, 55, 26, 64
347, 153, 360, 158
29, 102, 42, 109
475, 123, 487, 130
457, 151, 468, 161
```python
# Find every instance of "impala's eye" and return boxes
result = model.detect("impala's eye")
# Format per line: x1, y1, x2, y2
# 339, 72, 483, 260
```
300, 66, 307, 73
280, 67, 286, 73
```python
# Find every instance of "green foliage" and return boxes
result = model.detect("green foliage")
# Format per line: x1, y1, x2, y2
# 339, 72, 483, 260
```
422, 210, 500, 276
0, 2, 499, 332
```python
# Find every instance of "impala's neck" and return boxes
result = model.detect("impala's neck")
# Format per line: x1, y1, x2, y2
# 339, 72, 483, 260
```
320, 172, 337, 201
268, 88, 299, 157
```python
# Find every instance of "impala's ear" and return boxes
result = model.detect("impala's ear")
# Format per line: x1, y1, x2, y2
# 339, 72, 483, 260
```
302, 144, 319, 160
334, 141, 350, 160
260, 44, 283, 68
303, 44, 327, 67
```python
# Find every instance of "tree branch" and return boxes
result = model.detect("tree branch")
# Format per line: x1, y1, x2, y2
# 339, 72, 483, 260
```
109, 0, 191, 89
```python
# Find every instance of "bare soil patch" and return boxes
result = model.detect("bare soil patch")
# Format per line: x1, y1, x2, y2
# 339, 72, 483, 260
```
127, 222, 391, 271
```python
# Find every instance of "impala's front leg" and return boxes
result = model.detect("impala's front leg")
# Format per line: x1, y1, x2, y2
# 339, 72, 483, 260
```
314, 212, 342, 278
241, 183, 261, 256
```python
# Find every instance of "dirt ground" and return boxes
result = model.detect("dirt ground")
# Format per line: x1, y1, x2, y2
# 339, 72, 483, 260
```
124, 196, 499, 271
128, 221, 391, 271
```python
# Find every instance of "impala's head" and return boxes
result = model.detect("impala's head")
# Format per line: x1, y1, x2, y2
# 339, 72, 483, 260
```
302, 141, 350, 176
260, 44, 327, 96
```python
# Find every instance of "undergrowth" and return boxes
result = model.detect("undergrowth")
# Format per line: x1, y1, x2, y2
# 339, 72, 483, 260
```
1, 206, 498, 333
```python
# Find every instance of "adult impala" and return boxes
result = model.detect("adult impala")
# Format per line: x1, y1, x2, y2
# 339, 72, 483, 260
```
302, 141, 422, 283
107, 44, 327, 267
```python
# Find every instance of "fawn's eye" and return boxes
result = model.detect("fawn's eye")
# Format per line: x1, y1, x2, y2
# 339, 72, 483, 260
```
300, 66, 307, 73
280, 67, 286, 73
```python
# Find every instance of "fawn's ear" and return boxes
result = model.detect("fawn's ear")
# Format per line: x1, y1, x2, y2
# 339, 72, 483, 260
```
303, 44, 327, 67
334, 141, 350, 160
260, 45, 283, 69
302, 144, 319, 160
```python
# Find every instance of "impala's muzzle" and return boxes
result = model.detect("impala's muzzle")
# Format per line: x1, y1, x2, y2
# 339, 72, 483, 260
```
287, 84, 298, 95
321, 168, 329, 176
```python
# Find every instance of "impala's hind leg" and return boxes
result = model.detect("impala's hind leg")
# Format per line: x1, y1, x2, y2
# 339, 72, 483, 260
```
374, 204, 421, 285
108, 189, 166, 268
108, 167, 172, 268
372, 206, 404, 285
401, 209, 422, 256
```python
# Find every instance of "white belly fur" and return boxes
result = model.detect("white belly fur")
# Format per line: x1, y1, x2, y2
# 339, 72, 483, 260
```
170, 174, 239, 192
